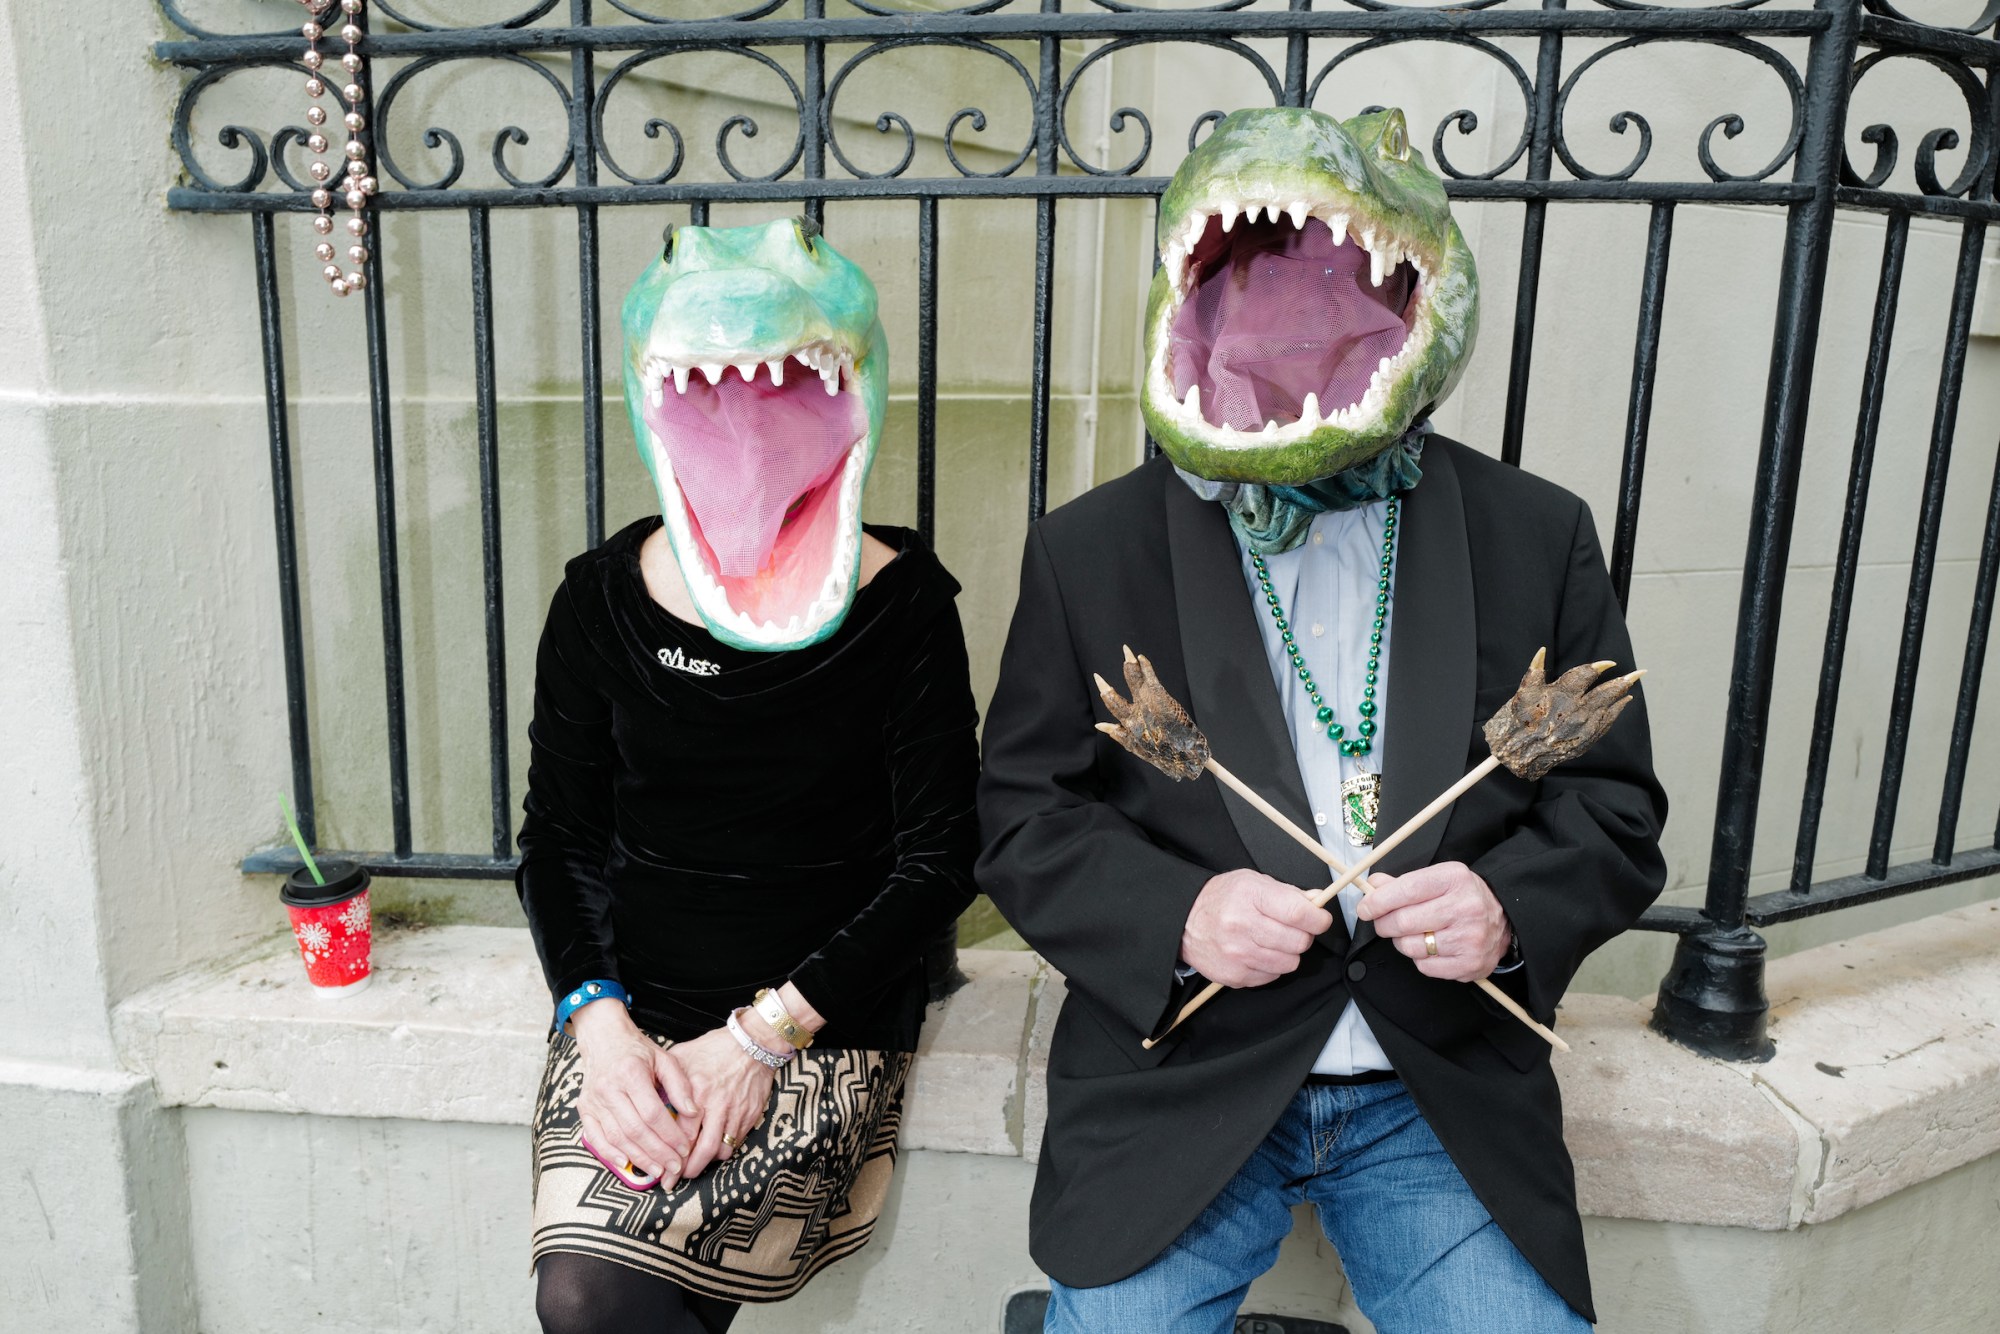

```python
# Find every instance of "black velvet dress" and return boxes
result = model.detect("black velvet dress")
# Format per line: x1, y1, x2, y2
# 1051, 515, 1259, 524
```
519, 515, 980, 1299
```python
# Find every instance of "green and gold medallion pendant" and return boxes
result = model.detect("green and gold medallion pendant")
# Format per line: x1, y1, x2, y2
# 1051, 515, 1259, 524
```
1250, 497, 1398, 848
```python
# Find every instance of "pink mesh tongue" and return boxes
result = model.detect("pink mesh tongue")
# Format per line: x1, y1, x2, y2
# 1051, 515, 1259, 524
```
645, 368, 865, 578
1168, 217, 1416, 432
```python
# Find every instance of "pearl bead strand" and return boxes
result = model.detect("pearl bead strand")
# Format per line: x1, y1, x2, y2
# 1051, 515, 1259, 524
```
298, 0, 376, 297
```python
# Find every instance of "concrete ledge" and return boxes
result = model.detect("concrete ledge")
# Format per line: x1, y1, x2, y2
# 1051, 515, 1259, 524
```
112, 902, 2000, 1232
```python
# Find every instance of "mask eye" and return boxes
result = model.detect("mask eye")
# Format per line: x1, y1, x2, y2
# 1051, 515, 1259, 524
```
1382, 111, 1410, 162
793, 214, 822, 255
661, 222, 676, 261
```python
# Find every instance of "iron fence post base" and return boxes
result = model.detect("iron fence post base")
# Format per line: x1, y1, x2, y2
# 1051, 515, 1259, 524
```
1649, 924, 1775, 1061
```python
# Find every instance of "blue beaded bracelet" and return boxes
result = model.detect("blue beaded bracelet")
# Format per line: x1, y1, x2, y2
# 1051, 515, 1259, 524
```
554, 979, 629, 1033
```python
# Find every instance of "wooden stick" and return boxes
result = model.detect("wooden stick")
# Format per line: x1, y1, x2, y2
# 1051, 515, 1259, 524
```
1147, 754, 1569, 1053
1194, 758, 1566, 1053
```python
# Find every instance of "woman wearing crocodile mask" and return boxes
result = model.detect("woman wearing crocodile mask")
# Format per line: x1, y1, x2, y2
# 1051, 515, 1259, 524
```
519, 217, 979, 1334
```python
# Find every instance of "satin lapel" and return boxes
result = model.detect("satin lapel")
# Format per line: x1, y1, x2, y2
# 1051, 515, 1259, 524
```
1163, 473, 1346, 940
1352, 442, 1477, 956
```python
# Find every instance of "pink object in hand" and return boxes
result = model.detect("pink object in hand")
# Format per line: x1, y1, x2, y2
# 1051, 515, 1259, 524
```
281, 862, 373, 996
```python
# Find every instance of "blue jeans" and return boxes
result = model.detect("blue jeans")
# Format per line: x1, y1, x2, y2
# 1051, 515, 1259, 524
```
1046, 1080, 1588, 1334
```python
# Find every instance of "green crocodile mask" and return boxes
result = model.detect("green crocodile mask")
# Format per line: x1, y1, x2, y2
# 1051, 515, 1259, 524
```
1141, 106, 1479, 489
621, 217, 887, 652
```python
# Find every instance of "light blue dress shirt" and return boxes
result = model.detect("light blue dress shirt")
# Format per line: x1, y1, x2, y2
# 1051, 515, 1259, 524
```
1239, 501, 1401, 1074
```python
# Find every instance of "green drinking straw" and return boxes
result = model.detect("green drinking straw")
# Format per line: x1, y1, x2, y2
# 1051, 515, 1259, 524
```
279, 795, 326, 886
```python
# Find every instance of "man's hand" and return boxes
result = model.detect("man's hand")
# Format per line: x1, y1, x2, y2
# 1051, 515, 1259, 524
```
1181, 869, 1336, 988
1355, 862, 1512, 981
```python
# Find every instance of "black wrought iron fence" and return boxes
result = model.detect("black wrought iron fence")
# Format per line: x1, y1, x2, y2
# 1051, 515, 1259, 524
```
158, 0, 1999, 1059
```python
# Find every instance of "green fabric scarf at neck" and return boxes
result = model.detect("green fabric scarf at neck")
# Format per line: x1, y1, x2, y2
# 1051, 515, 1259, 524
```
1174, 423, 1429, 556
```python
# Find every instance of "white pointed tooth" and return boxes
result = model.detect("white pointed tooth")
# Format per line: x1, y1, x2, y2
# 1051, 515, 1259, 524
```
672, 365, 690, 394
735, 362, 759, 384
1183, 383, 1201, 419
1287, 201, 1308, 230
1261, 419, 1278, 438
700, 363, 723, 385
766, 358, 785, 387
1379, 356, 1394, 374
1300, 392, 1320, 426
794, 350, 813, 368
647, 381, 663, 408
1328, 215, 1347, 246
1370, 248, 1386, 287
823, 368, 840, 396
1219, 202, 1238, 232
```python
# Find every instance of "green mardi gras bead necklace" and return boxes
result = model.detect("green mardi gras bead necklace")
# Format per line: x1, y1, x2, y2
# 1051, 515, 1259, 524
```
1249, 496, 1398, 846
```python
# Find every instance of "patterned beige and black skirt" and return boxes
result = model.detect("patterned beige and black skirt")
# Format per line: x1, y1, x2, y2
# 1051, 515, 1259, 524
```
529, 1027, 912, 1303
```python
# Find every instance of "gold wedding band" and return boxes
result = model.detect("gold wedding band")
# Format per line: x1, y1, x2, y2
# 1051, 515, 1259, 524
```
722, 1133, 740, 1150
1424, 931, 1438, 958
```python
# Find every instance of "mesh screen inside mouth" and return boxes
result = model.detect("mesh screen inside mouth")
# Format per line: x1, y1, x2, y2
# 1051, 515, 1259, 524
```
643, 368, 865, 578
1167, 216, 1418, 432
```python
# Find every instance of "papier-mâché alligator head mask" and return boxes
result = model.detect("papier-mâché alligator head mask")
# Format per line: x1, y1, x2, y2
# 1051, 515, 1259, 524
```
621, 216, 887, 652
1141, 107, 1479, 488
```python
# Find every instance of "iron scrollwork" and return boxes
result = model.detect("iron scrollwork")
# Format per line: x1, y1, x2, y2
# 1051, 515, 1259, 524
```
159, 6, 1995, 214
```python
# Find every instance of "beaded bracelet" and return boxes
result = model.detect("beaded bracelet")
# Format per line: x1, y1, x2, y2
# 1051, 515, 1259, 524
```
726, 1008, 793, 1070
554, 979, 628, 1033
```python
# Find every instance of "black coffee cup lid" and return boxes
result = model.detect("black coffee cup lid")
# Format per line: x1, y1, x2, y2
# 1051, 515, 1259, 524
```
281, 860, 370, 907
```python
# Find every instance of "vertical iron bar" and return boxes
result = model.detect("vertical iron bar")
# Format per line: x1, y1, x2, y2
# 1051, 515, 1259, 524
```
579, 206, 605, 549
1653, 0, 1860, 1060
1284, 0, 1311, 107
470, 208, 511, 860
252, 212, 318, 848
573, 0, 604, 548
689, 200, 710, 227
362, 215, 413, 858
1869, 219, 1989, 877
1499, 0, 1566, 468
1145, 192, 1161, 462
1028, 0, 1060, 522
803, 0, 826, 231
1790, 212, 1909, 894
1031, 202, 1056, 521
352, 5, 413, 860
1608, 201, 1675, 609
1938, 434, 2000, 862
917, 197, 939, 546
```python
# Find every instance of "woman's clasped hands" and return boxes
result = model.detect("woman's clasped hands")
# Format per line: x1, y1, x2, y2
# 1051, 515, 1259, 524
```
569, 985, 824, 1189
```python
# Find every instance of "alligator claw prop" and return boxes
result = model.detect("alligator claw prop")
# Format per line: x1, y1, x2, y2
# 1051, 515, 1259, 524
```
1484, 649, 1645, 783
1094, 646, 1211, 782
1120, 648, 1640, 1051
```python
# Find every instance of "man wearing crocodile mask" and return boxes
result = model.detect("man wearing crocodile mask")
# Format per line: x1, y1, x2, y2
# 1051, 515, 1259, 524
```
980, 108, 1667, 1331
517, 217, 979, 1334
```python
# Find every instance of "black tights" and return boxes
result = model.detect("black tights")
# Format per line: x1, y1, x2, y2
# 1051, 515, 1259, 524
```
535, 1253, 739, 1334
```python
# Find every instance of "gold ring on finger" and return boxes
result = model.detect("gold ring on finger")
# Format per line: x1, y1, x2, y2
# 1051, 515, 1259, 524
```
722, 1133, 740, 1150
1424, 931, 1438, 958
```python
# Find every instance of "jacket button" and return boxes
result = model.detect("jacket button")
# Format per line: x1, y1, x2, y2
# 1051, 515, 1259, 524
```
1346, 961, 1366, 983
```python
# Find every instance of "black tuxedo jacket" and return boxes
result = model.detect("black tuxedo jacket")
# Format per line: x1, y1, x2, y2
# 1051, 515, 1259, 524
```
975, 440, 1667, 1320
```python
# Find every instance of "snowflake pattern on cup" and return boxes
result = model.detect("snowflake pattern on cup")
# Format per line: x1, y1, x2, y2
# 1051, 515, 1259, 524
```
296, 920, 332, 958
339, 896, 370, 936
284, 888, 372, 990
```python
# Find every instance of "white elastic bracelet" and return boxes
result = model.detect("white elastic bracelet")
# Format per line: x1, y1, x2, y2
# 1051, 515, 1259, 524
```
726, 1008, 792, 1069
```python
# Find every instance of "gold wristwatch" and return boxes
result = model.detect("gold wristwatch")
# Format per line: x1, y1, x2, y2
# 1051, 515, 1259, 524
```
753, 987, 813, 1050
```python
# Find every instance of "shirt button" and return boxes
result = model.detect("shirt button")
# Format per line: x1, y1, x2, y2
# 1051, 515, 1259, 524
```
1347, 961, 1367, 983
1313, 812, 1327, 827
1311, 622, 1324, 637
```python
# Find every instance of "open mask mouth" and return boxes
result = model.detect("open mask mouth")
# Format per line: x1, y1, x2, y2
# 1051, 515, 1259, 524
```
1154, 205, 1431, 442
639, 343, 869, 647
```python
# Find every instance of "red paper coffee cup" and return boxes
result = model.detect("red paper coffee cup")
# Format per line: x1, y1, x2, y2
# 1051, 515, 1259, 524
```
281, 862, 373, 996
